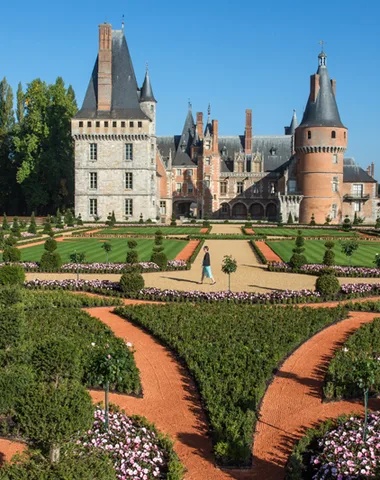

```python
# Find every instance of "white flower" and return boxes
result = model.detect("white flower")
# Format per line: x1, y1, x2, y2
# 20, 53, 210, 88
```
91, 342, 96, 347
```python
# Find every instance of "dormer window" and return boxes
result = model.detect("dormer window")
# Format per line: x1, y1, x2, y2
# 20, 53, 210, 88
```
181, 141, 186, 153
270, 147, 277, 156
331, 131, 336, 139
222, 146, 227, 156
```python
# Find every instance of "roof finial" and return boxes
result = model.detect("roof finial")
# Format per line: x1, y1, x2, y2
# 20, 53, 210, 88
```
188, 99, 192, 111
146, 62, 149, 73
122, 14, 124, 31
318, 40, 327, 66
207, 103, 211, 120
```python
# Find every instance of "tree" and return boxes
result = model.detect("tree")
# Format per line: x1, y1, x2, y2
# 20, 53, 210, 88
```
374, 253, 380, 268
287, 212, 294, 224
221, 255, 237, 291
64, 208, 75, 227
342, 215, 352, 231
323, 240, 335, 266
340, 239, 359, 266
28, 211, 37, 234
11, 216, 21, 237
170, 212, 176, 226
2, 213, 9, 231
309, 213, 316, 226
101, 242, 112, 263
290, 230, 307, 269
16, 82, 24, 124
353, 211, 359, 225
40, 236, 62, 272
69, 251, 86, 280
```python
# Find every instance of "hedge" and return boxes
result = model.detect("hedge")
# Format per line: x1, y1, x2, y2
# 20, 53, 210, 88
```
250, 240, 267, 264
114, 303, 347, 466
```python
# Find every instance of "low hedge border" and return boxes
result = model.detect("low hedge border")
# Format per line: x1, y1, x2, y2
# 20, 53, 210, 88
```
268, 262, 380, 278
250, 240, 268, 264
189, 234, 266, 240
187, 238, 205, 266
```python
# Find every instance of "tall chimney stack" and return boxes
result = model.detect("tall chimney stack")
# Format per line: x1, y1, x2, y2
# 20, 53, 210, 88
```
212, 120, 218, 153
196, 112, 204, 140
371, 162, 375, 178
245, 109, 252, 154
98, 23, 112, 111
310, 74, 320, 103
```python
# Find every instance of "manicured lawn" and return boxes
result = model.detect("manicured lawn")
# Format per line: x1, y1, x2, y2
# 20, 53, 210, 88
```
267, 239, 380, 266
97, 226, 203, 235
254, 228, 355, 237
15, 238, 187, 263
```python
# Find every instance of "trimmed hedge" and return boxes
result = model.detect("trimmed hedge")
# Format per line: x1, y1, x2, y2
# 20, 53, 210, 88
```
250, 240, 267, 264
115, 303, 347, 466
120, 272, 145, 293
151, 252, 168, 270
0, 265, 25, 285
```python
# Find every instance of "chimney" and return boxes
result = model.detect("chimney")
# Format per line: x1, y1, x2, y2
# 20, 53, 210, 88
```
98, 23, 112, 111
196, 112, 204, 140
310, 74, 320, 103
212, 120, 218, 153
367, 166, 371, 176
245, 109, 252, 154
371, 162, 375, 178
330, 79, 336, 96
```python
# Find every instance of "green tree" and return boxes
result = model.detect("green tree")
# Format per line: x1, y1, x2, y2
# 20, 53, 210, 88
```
340, 239, 359, 266
221, 255, 237, 291
287, 212, 294, 224
28, 211, 37, 234
101, 242, 112, 263
16, 82, 24, 124
342, 215, 352, 231
70, 251, 86, 280
2, 213, 9, 231
11, 216, 21, 237
64, 208, 75, 227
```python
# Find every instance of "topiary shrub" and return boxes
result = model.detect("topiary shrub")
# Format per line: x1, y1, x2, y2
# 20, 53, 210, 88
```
126, 250, 139, 264
309, 213, 316, 226
170, 213, 176, 226
119, 272, 145, 294
0, 265, 25, 285
151, 252, 168, 270
316, 273, 340, 296
5, 234, 17, 246
323, 248, 335, 266
44, 237, 57, 253
324, 240, 335, 250
39, 251, 62, 272
2, 246, 21, 262
289, 253, 307, 270
155, 235, 163, 246
0, 303, 26, 349
342, 215, 352, 231
28, 212, 37, 234
287, 212, 294, 224
190, 219, 196, 224
152, 246, 164, 253
127, 240, 137, 250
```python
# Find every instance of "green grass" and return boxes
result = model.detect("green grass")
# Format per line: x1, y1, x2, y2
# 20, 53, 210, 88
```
97, 226, 203, 235
14, 238, 187, 263
253, 228, 355, 237
267, 239, 380, 266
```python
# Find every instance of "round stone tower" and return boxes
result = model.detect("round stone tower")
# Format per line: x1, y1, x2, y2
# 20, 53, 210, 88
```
295, 51, 347, 224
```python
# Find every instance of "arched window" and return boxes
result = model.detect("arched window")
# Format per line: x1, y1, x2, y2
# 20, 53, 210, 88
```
331, 131, 336, 139
307, 131, 311, 139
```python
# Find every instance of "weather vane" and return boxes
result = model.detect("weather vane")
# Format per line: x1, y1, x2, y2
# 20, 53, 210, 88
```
318, 40, 326, 52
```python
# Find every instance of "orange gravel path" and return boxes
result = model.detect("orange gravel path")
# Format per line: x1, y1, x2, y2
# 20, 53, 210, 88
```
86, 307, 232, 480
255, 241, 282, 262
174, 240, 200, 262
252, 310, 380, 480
0, 439, 26, 466
245, 228, 255, 235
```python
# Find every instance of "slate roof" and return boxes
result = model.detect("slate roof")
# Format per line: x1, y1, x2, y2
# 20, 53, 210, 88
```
285, 110, 298, 135
343, 158, 376, 183
171, 110, 197, 167
140, 69, 156, 102
76, 30, 148, 120
299, 57, 345, 128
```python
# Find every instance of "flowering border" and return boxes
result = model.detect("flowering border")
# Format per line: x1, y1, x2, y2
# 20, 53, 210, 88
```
268, 262, 380, 278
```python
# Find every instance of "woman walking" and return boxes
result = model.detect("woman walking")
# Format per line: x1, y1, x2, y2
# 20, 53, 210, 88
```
200, 245, 216, 285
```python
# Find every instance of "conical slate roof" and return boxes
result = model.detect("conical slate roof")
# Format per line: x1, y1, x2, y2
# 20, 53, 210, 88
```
140, 69, 156, 102
299, 55, 345, 128
76, 29, 148, 119
172, 109, 197, 166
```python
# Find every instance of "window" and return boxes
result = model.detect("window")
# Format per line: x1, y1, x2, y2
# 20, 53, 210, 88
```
89, 172, 97, 189
160, 201, 166, 214
138, 121, 142, 128
187, 183, 193, 193
112, 121, 117, 128
344, 132, 347, 139
205, 157, 211, 166
331, 131, 336, 139
87, 121, 91, 127
104, 121, 109, 128
125, 144, 133, 161
176, 183, 182, 193
89, 199, 98, 216
176, 169, 182, 176
354, 201, 361, 212
121, 121, 125, 128
204, 176, 210, 188
220, 181, 227, 195
150, 105, 154, 113
331, 203, 337, 219
307, 131, 311, 139
125, 172, 133, 189
96, 121, 100, 128
129, 121, 134, 128
222, 203, 229, 214
333, 154, 338, 164
253, 183, 259, 194
353, 184, 363, 196
288, 180, 296, 193
89, 143, 97, 161
125, 199, 133, 216
332, 176, 339, 192
187, 169, 193, 177
79, 121, 83, 127
237, 181, 244, 194
270, 182, 276, 194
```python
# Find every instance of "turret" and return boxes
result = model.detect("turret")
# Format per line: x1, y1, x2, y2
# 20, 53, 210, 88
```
295, 51, 347, 224
140, 64, 157, 134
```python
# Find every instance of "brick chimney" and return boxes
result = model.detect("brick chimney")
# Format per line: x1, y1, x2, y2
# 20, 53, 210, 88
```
371, 162, 375, 178
310, 74, 320, 103
98, 23, 112, 111
196, 112, 204, 140
212, 120, 218, 153
245, 109, 252, 154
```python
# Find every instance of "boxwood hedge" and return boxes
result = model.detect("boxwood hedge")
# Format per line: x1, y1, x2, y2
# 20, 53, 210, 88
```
115, 303, 347, 466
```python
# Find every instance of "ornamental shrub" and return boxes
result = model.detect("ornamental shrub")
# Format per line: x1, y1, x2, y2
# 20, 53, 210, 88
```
139, 213, 144, 224
323, 248, 335, 266
170, 212, 176, 226
42, 218, 53, 235
0, 265, 25, 285
11, 217, 21, 237
152, 246, 164, 253
287, 212, 294, 224
126, 250, 139, 264
28, 212, 37, 234
0, 285, 23, 306
315, 273, 340, 296
0, 365, 35, 415
39, 251, 62, 272
76, 213, 83, 225
2, 213, 10, 231
2, 246, 21, 262
155, 235, 163, 246
151, 252, 168, 270
44, 237, 57, 252
127, 239, 137, 250
342, 215, 352, 231
5, 234, 17, 246
120, 272, 145, 293
0, 304, 26, 349
309, 213, 316, 226
324, 240, 335, 250
64, 208, 75, 227
289, 253, 307, 270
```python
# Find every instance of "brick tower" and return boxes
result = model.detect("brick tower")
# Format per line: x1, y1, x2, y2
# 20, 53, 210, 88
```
295, 51, 347, 224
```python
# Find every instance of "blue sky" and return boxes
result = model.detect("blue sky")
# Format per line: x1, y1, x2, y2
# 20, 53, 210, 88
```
1, 0, 379, 174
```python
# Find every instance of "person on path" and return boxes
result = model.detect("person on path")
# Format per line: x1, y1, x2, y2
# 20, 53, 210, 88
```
200, 246, 216, 285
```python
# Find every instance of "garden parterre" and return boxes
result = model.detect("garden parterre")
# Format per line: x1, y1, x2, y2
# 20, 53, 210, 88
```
268, 262, 380, 278
252, 228, 356, 237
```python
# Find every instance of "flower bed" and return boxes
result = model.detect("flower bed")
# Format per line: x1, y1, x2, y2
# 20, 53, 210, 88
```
77, 408, 184, 479
268, 262, 380, 278
287, 412, 380, 480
